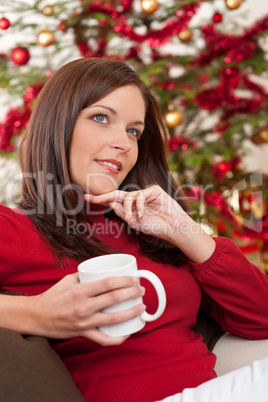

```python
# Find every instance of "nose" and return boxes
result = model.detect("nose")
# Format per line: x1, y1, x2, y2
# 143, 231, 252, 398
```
110, 127, 132, 153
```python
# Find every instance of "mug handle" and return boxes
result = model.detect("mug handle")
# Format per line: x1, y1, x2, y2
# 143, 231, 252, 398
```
132, 270, 166, 322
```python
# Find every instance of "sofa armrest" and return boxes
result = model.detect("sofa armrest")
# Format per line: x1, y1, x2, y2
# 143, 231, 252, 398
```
0, 326, 85, 402
212, 333, 268, 376
193, 309, 268, 377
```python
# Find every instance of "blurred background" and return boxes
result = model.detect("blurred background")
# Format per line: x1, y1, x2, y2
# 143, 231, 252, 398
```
0, 0, 268, 271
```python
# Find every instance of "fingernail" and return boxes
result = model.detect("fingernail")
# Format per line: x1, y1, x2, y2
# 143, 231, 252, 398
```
140, 286, 145, 296
138, 210, 142, 218
139, 304, 146, 313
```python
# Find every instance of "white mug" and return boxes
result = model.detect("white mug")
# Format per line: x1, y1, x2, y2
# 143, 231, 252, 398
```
78, 253, 166, 337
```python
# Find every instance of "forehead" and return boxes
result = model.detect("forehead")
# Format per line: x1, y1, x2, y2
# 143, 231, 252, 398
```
100, 84, 144, 100
90, 85, 146, 112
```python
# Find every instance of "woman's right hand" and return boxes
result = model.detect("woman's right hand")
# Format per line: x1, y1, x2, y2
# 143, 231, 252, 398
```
28, 273, 145, 346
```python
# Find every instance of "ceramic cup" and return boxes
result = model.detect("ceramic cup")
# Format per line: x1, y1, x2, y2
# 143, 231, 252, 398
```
78, 253, 166, 337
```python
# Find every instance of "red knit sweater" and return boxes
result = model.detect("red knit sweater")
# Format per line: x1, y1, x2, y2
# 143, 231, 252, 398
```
1, 204, 268, 402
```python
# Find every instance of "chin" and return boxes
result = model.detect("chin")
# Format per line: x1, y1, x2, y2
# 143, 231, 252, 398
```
84, 174, 121, 196
89, 183, 119, 196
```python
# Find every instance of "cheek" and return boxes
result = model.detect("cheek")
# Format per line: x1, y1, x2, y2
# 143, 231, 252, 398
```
129, 144, 139, 169
69, 135, 88, 187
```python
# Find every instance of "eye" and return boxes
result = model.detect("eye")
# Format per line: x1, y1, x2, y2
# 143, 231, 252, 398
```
127, 128, 143, 140
92, 113, 109, 124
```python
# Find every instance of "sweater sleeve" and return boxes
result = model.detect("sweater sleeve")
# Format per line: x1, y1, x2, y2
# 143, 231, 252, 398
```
0, 210, 23, 287
188, 237, 268, 340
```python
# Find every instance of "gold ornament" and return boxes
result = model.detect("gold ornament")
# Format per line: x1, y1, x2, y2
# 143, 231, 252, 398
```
37, 28, 55, 47
251, 198, 266, 220
164, 106, 184, 128
42, 5, 55, 16
252, 127, 268, 144
178, 27, 193, 43
141, 0, 159, 14
225, 0, 243, 10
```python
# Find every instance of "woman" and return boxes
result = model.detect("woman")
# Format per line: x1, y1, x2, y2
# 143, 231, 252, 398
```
0, 57, 268, 402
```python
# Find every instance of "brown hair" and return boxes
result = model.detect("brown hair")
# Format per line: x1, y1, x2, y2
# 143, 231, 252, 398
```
18, 57, 189, 266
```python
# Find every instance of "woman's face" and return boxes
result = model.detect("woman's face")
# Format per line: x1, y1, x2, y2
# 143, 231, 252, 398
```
69, 85, 146, 195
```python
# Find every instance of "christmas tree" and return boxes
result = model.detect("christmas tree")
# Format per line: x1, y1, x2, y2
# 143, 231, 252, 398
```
0, 0, 268, 270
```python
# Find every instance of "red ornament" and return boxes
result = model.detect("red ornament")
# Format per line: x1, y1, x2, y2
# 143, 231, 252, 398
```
211, 161, 233, 179
10, 46, 30, 66
58, 22, 67, 31
218, 161, 232, 174
212, 13, 223, 23
0, 17, 10, 30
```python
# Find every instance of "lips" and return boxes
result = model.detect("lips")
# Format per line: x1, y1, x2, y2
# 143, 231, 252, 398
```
95, 159, 122, 174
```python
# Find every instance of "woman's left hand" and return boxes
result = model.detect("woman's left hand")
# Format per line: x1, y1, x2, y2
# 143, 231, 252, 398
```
85, 186, 216, 263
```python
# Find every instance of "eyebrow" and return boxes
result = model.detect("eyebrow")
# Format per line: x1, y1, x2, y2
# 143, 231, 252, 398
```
87, 104, 145, 127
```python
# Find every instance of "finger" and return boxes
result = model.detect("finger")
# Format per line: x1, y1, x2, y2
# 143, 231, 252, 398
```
85, 190, 126, 206
122, 192, 137, 220
85, 328, 130, 346
92, 284, 146, 312
84, 195, 111, 208
122, 191, 146, 221
135, 191, 145, 219
92, 303, 146, 328
108, 201, 125, 220
79, 275, 141, 297
84, 193, 93, 202
123, 187, 160, 220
